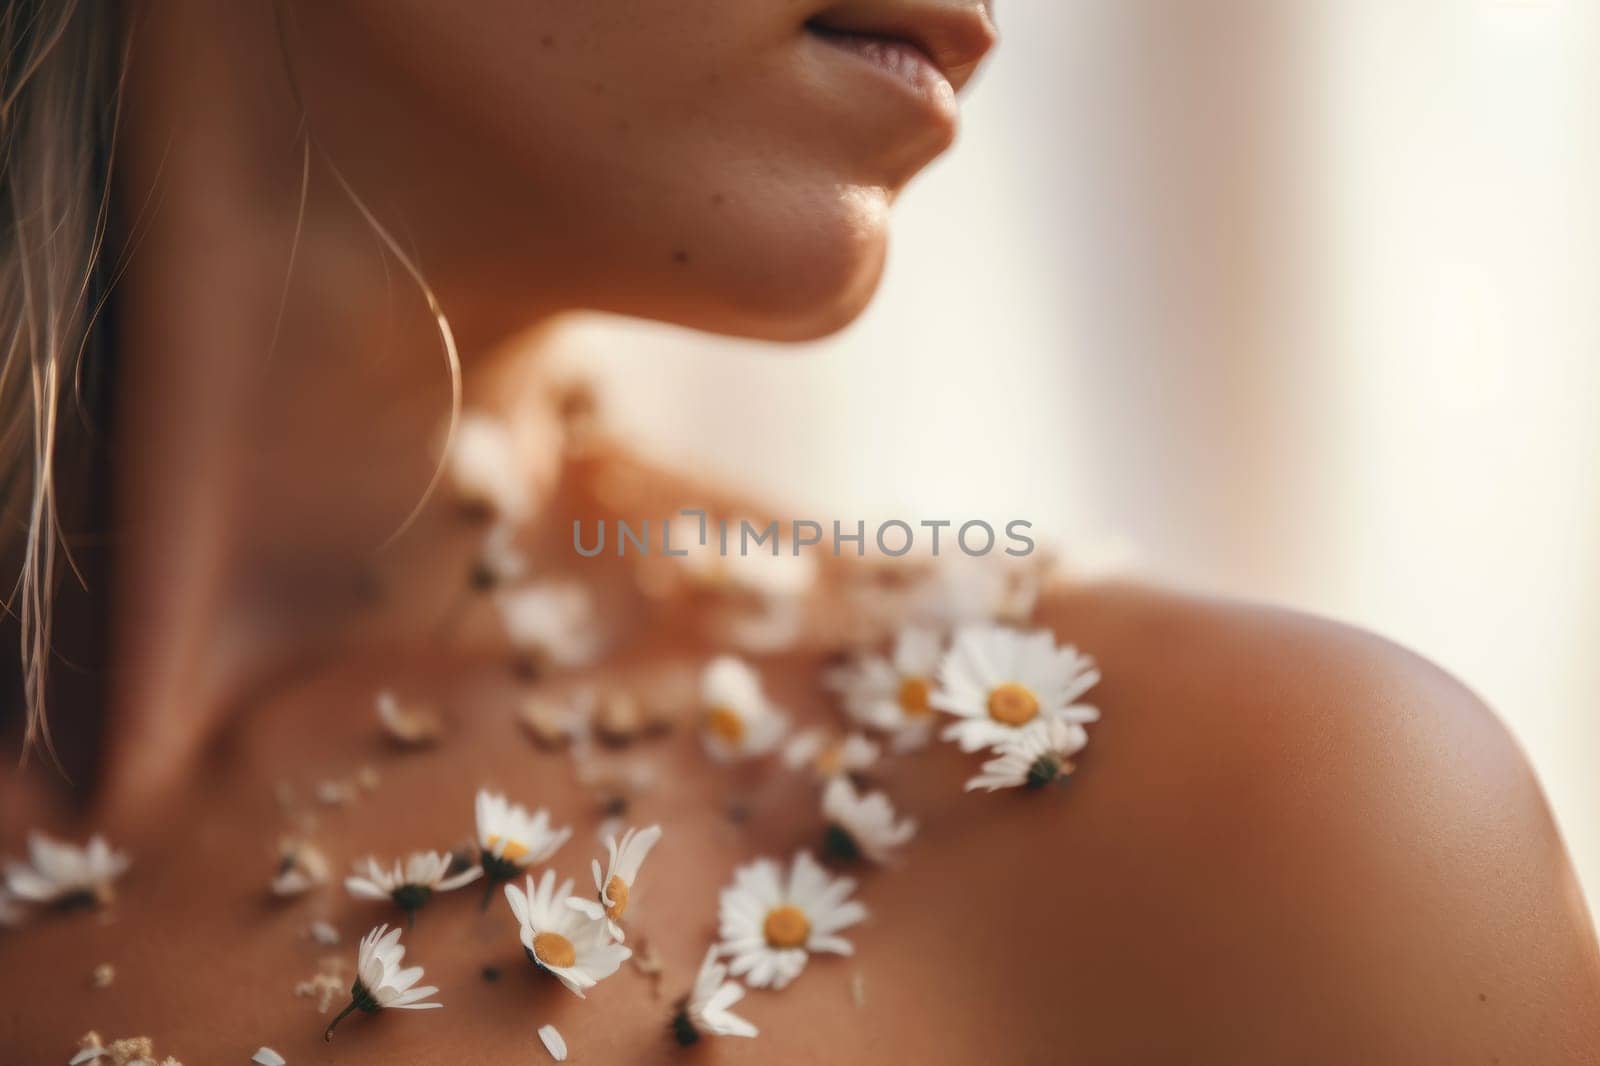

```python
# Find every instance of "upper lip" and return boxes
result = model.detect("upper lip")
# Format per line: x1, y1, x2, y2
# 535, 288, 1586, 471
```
806, 1, 998, 94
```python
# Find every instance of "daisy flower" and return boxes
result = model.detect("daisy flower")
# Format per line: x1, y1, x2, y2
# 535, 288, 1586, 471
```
324, 924, 441, 1040
931, 625, 1100, 753
345, 851, 482, 927
505, 870, 632, 997
821, 777, 916, 865
781, 729, 880, 781
717, 851, 866, 990
699, 656, 788, 762
826, 625, 944, 751
964, 717, 1090, 793
567, 824, 663, 941
671, 945, 758, 1045
496, 579, 605, 669
476, 790, 572, 899
3, 833, 128, 908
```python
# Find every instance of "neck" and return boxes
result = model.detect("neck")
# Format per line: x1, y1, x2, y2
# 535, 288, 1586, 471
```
93, 4, 557, 815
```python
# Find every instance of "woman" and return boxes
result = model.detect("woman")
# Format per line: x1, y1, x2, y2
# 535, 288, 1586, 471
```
2, 2, 1598, 1062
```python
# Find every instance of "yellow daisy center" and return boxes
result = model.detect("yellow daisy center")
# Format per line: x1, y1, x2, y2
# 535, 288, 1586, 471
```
987, 682, 1040, 726
532, 931, 577, 969
763, 904, 811, 949
486, 834, 529, 862
604, 875, 630, 921
815, 743, 844, 777
703, 705, 745, 745
897, 676, 933, 718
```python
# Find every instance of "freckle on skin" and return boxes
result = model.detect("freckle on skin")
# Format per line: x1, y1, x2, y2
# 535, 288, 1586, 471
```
711, 193, 726, 207
672, 249, 690, 265
540, 34, 555, 48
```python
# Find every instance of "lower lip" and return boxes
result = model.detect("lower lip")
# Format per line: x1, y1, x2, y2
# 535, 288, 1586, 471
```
807, 29, 956, 114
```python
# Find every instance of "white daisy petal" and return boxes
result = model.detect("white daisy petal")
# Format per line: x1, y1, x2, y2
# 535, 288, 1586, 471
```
538, 1023, 568, 1061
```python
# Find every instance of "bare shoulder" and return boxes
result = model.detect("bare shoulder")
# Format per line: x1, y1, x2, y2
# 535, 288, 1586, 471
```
1019, 581, 1600, 1061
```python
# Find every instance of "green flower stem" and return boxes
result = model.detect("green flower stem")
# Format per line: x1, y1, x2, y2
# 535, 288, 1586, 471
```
324, 999, 361, 1042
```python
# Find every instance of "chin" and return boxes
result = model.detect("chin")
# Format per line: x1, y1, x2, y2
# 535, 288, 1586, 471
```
668, 182, 894, 343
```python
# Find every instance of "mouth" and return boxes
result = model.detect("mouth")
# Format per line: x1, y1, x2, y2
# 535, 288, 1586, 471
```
804, 3, 997, 106
804, 23, 955, 109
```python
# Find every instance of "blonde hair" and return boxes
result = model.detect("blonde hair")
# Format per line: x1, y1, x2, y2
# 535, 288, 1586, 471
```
0, 4, 464, 766
0, 0, 122, 766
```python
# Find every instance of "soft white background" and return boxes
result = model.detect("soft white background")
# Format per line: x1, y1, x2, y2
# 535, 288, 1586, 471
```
556, 0, 1600, 913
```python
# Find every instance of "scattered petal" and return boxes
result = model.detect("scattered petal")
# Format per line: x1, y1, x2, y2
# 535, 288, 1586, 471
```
375, 690, 442, 748
271, 840, 330, 897
518, 694, 590, 750
538, 1023, 568, 1062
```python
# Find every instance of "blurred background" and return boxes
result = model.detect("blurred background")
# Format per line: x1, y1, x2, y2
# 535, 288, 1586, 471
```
553, 0, 1600, 913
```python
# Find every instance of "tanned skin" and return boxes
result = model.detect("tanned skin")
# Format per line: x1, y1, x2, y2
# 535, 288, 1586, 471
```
3, 1, 1598, 1060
